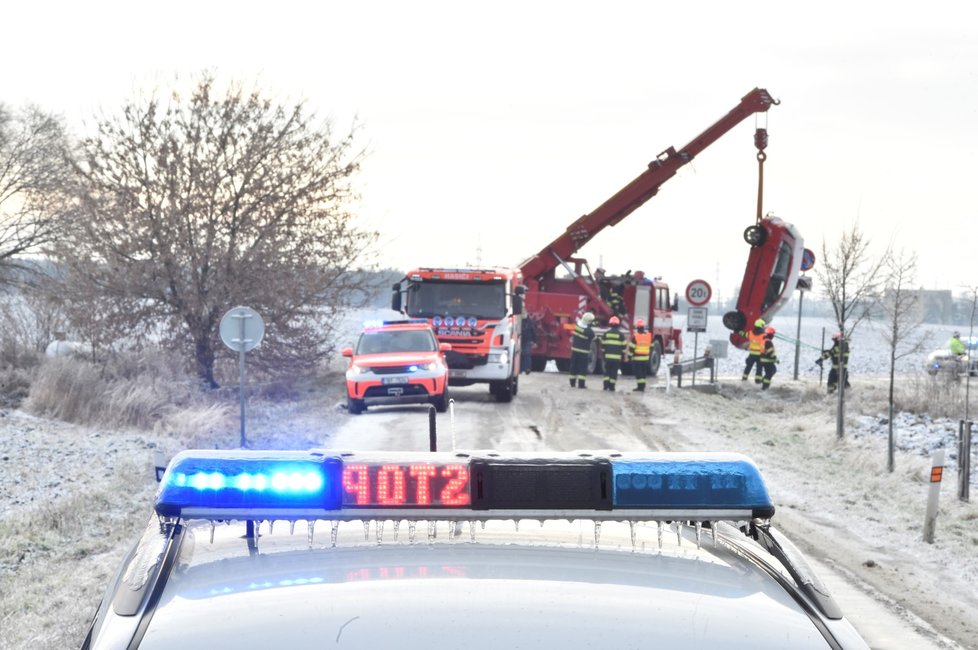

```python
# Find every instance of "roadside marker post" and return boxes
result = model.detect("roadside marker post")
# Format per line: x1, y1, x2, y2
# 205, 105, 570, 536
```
923, 449, 945, 544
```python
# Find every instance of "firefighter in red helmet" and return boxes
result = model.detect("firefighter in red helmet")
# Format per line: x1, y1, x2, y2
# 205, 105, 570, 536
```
759, 326, 778, 390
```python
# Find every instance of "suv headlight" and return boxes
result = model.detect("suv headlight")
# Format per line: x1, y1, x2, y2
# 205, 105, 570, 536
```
488, 352, 509, 364
349, 364, 369, 376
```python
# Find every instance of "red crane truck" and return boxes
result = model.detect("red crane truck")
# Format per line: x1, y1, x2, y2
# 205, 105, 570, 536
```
519, 87, 780, 376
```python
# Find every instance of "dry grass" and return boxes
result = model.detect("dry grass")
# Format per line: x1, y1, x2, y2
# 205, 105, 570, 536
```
0, 460, 156, 649
24, 352, 229, 431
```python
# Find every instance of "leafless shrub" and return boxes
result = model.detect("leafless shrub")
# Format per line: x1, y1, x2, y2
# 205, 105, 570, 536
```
893, 371, 970, 418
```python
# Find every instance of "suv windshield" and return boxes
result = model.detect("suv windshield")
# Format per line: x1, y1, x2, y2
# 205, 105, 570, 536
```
357, 329, 436, 354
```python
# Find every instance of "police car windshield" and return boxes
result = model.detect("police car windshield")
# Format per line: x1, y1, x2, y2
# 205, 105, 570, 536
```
356, 329, 436, 354
406, 280, 507, 319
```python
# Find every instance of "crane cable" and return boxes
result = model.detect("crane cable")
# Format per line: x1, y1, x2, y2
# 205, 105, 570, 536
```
754, 126, 768, 226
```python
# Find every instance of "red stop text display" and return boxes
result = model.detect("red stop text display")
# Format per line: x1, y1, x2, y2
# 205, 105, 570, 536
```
341, 462, 471, 507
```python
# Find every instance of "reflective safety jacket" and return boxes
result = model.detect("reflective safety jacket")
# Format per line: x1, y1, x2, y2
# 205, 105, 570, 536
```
746, 327, 766, 355
628, 330, 653, 361
602, 327, 627, 361
571, 322, 595, 354
760, 337, 777, 364
949, 337, 966, 356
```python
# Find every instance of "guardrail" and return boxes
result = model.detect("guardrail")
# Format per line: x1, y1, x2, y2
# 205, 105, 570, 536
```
668, 356, 715, 387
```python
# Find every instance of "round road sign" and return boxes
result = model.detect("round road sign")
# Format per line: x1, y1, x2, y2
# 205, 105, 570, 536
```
801, 248, 816, 271
220, 306, 265, 352
685, 279, 712, 307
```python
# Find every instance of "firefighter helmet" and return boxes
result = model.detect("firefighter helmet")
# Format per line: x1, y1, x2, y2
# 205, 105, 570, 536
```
635, 319, 646, 328
582, 312, 595, 324
754, 318, 765, 328
832, 331, 842, 340
609, 316, 620, 326
765, 326, 775, 335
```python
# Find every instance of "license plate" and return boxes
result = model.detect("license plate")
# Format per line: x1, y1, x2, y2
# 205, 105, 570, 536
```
381, 377, 406, 385
449, 369, 466, 378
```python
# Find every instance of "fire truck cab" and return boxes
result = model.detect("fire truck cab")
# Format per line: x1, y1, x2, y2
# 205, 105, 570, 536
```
392, 267, 525, 402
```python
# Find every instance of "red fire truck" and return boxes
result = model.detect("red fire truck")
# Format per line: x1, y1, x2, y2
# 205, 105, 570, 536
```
391, 267, 525, 402
520, 88, 780, 376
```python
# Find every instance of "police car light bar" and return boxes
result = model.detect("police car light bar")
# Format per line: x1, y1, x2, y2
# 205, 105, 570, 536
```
155, 450, 775, 521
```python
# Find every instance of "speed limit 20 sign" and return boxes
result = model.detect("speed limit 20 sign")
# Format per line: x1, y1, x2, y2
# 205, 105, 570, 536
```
685, 279, 712, 306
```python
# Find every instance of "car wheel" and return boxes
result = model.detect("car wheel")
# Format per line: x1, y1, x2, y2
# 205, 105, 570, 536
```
743, 225, 767, 246
587, 340, 603, 375
492, 378, 514, 403
649, 341, 663, 376
722, 310, 746, 332
347, 397, 365, 415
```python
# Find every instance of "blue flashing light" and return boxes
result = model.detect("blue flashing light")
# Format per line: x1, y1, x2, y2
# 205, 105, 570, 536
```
611, 453, 773, 515
156, 451, 342, 517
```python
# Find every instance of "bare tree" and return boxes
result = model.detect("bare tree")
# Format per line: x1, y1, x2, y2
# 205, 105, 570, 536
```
815, 222, 887, 438
0, 104, 71, 285
877, 249, 929, 471
50, 76, 376, 387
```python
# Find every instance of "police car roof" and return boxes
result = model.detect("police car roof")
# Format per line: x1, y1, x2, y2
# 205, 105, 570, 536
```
129, 519, 849, 649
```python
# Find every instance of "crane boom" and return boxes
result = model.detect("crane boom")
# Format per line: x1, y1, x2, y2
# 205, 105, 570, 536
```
519, 88, 778, 281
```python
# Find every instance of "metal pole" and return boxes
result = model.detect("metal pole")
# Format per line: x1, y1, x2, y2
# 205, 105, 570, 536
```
691, 332, 699, 386
428, 406, 438, 452
239, 315, 247, 448
793, 290, 804, 380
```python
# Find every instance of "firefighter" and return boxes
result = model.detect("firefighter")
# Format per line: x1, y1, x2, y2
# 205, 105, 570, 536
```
608, 285, 626, 318
626, 318, 653, 392
740, 318, 766, 384
602, 316, 627, 391
816, 331, 850, 394
759, 326, 778, 390
569, 312, 595, 389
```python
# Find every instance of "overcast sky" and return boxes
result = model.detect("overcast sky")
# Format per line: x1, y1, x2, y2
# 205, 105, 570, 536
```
4, 0, 976, 300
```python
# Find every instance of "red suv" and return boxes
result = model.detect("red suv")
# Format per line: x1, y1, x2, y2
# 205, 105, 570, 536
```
724, 216, 804, 349
342, 320, 451, 414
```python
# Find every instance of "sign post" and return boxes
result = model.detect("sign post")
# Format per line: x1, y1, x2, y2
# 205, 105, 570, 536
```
685, 281, 712, 386
794, 249, 816, 380
220, 306, 265, 448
